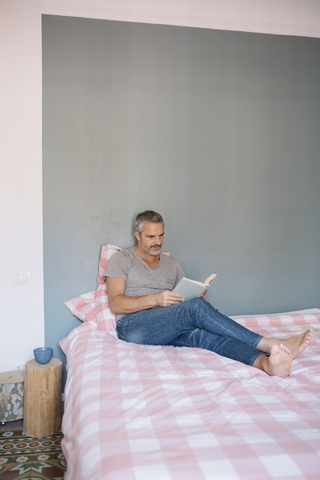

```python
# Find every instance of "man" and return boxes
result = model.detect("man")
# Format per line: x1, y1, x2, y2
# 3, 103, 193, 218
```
105, 210, 313, 377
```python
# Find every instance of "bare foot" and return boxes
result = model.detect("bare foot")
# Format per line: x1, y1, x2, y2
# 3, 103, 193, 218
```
254, 344, 292, 377
281, 328, 314, 358
257, 328, 314, 358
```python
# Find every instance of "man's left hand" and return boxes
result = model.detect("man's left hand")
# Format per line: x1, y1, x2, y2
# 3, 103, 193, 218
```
201, 290, 208, 300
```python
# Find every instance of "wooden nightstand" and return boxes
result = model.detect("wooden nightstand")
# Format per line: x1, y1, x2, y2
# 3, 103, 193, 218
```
23, 358, 62, 438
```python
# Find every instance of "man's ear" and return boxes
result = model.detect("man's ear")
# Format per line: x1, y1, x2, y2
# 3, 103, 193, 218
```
134, 231, 140, 243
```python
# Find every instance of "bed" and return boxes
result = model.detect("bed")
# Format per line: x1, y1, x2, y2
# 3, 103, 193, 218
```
60, 244, 320, 480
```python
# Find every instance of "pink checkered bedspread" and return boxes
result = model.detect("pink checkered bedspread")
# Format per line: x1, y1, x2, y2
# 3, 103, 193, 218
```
60, 308, 320, 480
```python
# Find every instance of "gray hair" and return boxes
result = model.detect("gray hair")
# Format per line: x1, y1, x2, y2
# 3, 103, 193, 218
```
135, 210, 164, 234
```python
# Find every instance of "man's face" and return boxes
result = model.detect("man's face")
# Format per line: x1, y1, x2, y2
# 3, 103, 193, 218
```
136, 222, 164, 256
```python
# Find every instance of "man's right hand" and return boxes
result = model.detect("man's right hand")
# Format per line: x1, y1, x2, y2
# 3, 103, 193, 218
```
153, 290, 184, 308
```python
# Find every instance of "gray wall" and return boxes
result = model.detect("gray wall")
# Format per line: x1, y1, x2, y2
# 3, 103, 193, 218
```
43, 15, 320, 380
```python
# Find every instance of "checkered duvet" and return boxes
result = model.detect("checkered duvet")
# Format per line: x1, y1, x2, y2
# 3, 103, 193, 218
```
60, 309, 320, 480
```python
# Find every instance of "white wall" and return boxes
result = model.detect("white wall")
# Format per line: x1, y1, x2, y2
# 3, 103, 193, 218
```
1, 0, 320, 373
0, 7, 43, 372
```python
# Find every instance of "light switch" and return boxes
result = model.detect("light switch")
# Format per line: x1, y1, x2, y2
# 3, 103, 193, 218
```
13, 272, 31, 284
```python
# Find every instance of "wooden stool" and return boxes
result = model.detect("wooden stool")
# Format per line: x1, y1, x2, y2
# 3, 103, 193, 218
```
0, 370, 25, 423
23, 358, 62, 438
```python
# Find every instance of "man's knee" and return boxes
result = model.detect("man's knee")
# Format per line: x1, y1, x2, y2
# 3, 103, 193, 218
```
186, 297, 206, 309
185, 297, 218, 318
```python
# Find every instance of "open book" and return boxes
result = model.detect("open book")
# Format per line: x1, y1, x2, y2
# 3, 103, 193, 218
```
173, 274, 217, 301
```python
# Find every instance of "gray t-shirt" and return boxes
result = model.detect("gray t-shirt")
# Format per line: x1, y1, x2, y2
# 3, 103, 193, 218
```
104, 247, 185, 320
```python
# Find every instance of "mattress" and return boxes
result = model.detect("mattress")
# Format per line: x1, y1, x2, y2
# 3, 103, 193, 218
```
60, 308, 320, 480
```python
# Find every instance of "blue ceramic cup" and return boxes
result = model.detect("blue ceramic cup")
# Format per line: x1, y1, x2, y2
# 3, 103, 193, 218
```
33, 347, 53, 364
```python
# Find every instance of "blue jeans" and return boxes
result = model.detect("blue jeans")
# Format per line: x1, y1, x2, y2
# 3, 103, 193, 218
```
116, 298, 264, 366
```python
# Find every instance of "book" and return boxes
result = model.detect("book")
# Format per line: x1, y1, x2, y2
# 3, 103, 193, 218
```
173, 274, 217, 301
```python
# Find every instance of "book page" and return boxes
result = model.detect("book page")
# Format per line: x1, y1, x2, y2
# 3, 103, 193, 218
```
204, 274, 217, 286
185, 278, 206, 286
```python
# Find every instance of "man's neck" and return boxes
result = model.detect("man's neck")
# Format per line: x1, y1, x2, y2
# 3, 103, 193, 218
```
135, 245, 160, 268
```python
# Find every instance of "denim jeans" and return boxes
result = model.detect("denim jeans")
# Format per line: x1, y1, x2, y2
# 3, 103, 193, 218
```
116, 298, 264, 366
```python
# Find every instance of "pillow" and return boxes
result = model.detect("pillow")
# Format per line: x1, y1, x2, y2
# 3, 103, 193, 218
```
64, 290, 96, 323
96, 244, 122, 331
95, 284, 117, 332
96, 243, 122, 284
65, 244, 121, 325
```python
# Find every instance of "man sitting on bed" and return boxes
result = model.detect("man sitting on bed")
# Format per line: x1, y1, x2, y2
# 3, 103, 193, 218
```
105, 210, 313, 377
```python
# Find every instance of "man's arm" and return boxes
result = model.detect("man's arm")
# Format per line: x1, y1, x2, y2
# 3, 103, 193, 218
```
106, 277, 183, 315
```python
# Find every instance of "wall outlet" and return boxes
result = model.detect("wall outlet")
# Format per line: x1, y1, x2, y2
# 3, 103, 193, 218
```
12, 363, 25, 371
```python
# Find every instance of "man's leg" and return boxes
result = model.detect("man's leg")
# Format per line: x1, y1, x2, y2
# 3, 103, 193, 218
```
116, 298, 313, 376
116, 298, 262, 353
164, 298, 313, 360
171, 328, 263, 366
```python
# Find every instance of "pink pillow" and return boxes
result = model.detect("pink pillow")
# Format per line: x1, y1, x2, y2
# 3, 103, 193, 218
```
95, 284, 116, 332
64, 290, 96, 323
96, 244, 122, 331
96, 244, 122, 284
65, 244, 121, 326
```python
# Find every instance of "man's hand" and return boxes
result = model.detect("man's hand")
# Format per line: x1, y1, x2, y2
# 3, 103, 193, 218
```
201, 289, 208, 300
154, 290, 183, 307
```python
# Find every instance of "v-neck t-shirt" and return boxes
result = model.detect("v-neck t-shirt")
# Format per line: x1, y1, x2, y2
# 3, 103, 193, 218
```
104, 247, 185, 319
